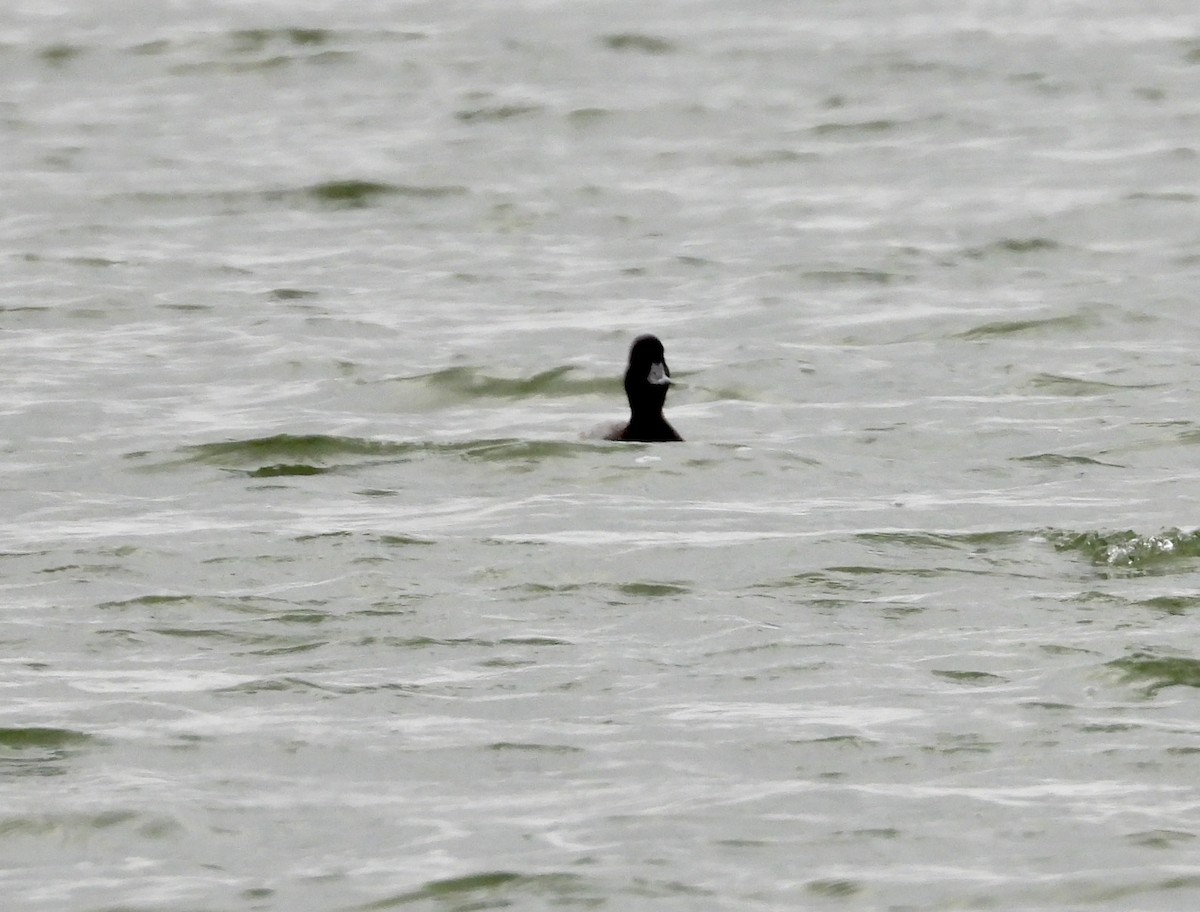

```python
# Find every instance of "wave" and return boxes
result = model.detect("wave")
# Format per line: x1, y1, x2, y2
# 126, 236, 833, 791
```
0, 727, 93, 750
800, 268, 896, 285
1108, 651, 1200, 694
853, 530, 1033, 550
956, 313, 1093, 340
963, 237, 1063, 259
455, 104, 543, 124
140, 433, 617, 475
1012, 453, 1124, 468
24, 26, 427, 71
354, 871, 591, 911
600, 33, 677, 54
1027, 373, 1164, 396
1050, 528, 1200, 570
386, 365, 613, 399
0, 727, 96, 778
812, 119, 900, 136
117, 180, 468, 211
297, 180, 467, 208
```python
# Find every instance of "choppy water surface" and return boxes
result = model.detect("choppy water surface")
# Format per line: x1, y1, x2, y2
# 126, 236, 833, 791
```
3, 1, 1200, 909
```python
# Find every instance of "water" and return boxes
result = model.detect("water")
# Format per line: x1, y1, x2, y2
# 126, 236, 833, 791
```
3, 1, 1200, 909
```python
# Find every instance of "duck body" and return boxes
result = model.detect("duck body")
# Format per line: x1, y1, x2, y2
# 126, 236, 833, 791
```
603, 334, 683, 442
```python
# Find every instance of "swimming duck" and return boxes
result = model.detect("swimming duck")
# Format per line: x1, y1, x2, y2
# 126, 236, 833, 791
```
603, 334, 683, 442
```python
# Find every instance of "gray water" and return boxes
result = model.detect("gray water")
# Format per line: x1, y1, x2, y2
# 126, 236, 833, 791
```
3, 2, 1200, 910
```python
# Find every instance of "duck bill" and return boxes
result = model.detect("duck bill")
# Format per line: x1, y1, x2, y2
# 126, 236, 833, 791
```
645, 361, 672, 386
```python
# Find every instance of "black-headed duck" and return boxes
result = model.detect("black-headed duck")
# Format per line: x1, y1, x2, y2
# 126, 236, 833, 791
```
602, 334, 683, 442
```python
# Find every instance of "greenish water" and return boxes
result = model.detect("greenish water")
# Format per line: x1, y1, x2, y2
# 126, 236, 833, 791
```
3, 2, 1200, 910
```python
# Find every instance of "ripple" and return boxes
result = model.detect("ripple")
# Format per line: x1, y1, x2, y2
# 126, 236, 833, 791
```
801, 268, 896, 285
162, 434, 423, 474
964, 237, 1062, 258
1012, 453, 1124, 468
808, 879, 862, 898
1108, 651, 1200, 694
0, 727, 93, 750
600, 33, 677, 54
1135, 596, 1198, 616
118, 181, 467, 212
246, 463, 331, 477
227, 28, 333, 52
956, 313, 1094, 339
812, 119, 898, 136
1027, 373, 1158, 397
39, 44, 84, 65
391, 364, 612, 399
57, 669, 256, 694
854, 530, 1033, 551
455, 104, 543, 124
487, 742, 584, 754
615, 581, 691, 597
931, 670, 1009, 685
302, 179, 466, 208
355, 871, 593, 910
0, 809, 180, 838
1126, 829, 1198, 849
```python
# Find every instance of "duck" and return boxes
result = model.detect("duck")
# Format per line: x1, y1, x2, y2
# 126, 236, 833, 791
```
602, 334, 683, 442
